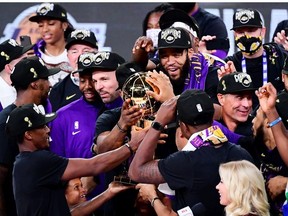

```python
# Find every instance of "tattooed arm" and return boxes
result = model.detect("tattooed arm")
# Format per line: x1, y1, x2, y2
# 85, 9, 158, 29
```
128, 97, 178, 184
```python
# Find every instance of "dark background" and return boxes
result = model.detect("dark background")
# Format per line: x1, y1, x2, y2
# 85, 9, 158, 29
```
0, 2, 287, 60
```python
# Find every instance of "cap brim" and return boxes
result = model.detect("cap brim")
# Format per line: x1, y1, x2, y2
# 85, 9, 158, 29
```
74, 66, 116, 75
65, 40, 98, 50
157, 45, 191, 50
29, 15, 67, 23
230, 25, 262, 30
48, 67, 61, 76
44, 112, 57, 124
22, 44, 34, 54
221, 87, 258, 94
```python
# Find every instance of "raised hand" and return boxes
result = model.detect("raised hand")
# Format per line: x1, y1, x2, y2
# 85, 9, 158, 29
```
146, 70, 175, 103
217, 60, 236, 80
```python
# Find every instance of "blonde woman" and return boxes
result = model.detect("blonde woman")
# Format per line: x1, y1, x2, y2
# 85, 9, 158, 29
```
216, 160, 270, 216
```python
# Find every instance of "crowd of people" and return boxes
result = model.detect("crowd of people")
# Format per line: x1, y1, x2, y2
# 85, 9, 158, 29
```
0, 2, 288, 216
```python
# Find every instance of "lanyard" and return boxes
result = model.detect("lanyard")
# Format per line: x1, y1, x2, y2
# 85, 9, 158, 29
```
241, 50, 267, 85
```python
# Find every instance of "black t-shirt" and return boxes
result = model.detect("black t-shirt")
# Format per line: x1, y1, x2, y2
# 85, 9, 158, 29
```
158, 142, 254, 216
225, 43, 287, 109
0, 103, 17, 216
13, 150, 69, 216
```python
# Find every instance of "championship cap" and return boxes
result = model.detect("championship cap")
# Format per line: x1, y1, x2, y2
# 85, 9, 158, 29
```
11, 56, 60, 89
177, 89, 215, 126
0, 39, 33, 71
231, 9, 263, 30
65, 29, 98, 50
217, 72, 257, 94
157, 27, 192, 50
6, 103, 57, 136
75, 51, 125, 74
29, 3, 68, 22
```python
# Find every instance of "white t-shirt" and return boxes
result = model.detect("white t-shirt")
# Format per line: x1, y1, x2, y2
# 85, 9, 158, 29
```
0, 76, 16, 108
39, 49, 73, 87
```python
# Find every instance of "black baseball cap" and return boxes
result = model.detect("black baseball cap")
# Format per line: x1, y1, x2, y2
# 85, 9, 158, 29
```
231, 9, 263, 30
157, 27, 192, 50
217, 72, 257, 94
11, 56, 60, 89
75, 51, 125, 74
116, 62, 144, 90
282, 57, 288, 75
276, 91, 288, 129
6, 103, 57, 136
0, 39, 34, 71
159, 9, 200, 38
29, 3, 68, 23
65, 29, 98, 50
177, 89, 215, 126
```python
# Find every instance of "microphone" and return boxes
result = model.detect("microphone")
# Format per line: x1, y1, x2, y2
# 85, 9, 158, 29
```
191, 203, 206, 216
177, 202, 206, 216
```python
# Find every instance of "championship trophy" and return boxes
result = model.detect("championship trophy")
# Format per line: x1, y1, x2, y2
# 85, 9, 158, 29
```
122, 71, 157, 127
113, 72, 157, 185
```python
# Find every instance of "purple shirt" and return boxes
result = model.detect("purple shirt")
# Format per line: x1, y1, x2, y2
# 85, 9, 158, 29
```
49, 97, 103, 158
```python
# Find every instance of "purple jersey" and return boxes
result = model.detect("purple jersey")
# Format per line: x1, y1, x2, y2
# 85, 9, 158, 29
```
49, 97, 103, 158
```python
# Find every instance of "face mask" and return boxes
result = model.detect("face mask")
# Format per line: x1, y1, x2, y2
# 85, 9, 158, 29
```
146, 29, 161, 48
235, 35, 262, 55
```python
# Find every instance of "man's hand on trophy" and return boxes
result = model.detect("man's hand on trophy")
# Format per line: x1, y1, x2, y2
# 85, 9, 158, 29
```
146, 70, 175, 103
118, 99, 143, 131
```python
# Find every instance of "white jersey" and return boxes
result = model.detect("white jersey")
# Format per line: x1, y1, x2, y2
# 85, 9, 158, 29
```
39, 49, 73, 86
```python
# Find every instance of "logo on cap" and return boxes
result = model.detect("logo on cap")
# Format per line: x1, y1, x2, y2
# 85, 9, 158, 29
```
70, 29, 91, 40
235, 10, 256, 24
233, 73, 252, 87
161, 28, 182, 44
78, 52, 96, 67
95, 52, 110, 65
1, 39, 20, 61
37, 3, 55, 16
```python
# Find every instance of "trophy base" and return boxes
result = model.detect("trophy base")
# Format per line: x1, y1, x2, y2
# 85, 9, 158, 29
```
114, 175, 137, 186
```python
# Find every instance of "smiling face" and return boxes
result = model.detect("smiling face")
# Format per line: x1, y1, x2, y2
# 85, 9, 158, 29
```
37, 19, 67, 45
159, 48, 188, 81
28, 124, 51, 150
65, 178, 87, 207
218, 91, 253, 125
216, 179, 230, 206
79, 71, 99, 103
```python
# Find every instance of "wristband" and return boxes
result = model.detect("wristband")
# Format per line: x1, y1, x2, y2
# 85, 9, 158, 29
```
268, 117, 282, 127
116, 122, 127, 133
151, 197, 160, 207
124, 143, 133, 156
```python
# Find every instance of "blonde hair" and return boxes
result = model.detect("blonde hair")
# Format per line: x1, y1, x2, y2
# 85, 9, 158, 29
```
219, 160, 270, 216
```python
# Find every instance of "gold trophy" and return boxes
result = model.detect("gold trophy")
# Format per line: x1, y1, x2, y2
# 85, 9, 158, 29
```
113, 72, 157, 185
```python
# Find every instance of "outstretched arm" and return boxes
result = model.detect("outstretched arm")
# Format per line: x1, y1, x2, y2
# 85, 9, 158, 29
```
70, 182, 134, 216
129, 96, 178, 184
63, 126, 147, 181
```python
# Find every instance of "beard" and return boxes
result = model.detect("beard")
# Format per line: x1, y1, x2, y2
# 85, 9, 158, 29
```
169, 58, 190, 95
